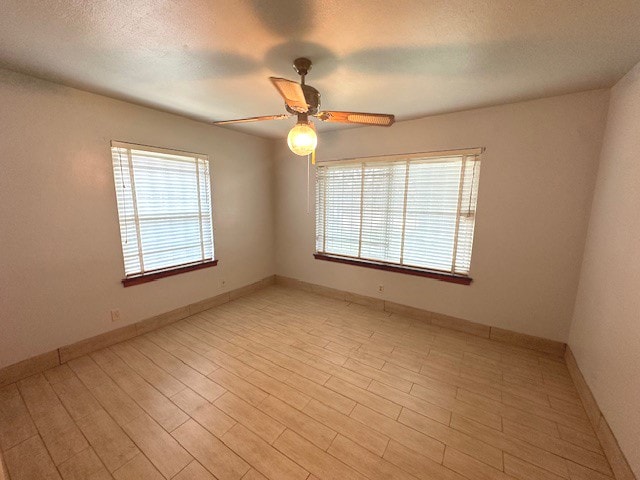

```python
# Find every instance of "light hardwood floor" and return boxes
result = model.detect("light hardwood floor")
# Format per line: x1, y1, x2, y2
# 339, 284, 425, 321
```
0, 285, 614, 480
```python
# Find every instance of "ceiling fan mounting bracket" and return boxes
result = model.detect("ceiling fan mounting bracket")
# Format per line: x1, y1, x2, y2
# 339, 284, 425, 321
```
293, 57, 312, 77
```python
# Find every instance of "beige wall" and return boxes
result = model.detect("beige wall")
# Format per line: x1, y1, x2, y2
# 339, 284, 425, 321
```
0, 68, 275, 368
569, 63, 640, 476
275, 90, 610, 342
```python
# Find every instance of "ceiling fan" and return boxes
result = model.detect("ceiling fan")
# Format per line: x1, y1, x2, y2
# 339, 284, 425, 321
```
214, 57, 395, 156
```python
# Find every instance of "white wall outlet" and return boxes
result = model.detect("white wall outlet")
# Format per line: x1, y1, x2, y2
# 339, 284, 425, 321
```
378, 285, 384, 293
110, 309, 121, 322
220, 279, 226, 288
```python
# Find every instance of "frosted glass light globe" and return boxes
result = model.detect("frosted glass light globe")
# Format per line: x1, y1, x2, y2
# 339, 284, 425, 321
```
287, 122, 317, 156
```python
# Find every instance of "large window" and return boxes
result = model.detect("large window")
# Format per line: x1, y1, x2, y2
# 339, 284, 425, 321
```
315, 148, 482, 281
111, 141, 215, 285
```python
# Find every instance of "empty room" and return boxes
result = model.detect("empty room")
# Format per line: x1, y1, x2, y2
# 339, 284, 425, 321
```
1, 1, 639, 479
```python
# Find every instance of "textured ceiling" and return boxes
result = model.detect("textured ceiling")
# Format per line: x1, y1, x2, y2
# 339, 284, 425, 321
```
1, 0, 640, 138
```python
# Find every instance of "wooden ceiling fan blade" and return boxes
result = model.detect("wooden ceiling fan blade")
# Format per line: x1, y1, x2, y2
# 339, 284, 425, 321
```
317, 111, 395, 126
269, 77, 308, 113
214, 114, 291, 125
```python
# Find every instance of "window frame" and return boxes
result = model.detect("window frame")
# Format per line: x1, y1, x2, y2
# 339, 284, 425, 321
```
314, 148, 483, 285
110, 141, 217, 287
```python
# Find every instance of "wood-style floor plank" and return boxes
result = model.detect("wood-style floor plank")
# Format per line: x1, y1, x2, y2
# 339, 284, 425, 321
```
75, 409, 139, 473
17, 374, 88, 465
57, 447, 112, 480
3, 435, 61, 480
172, 419, 250, 480
273, 429, 368, 480
0, 384, 38, 451
303, 399, 389, 456
121, 413, 192, 478
258, 395, 337, 450
221, 423, 309, 480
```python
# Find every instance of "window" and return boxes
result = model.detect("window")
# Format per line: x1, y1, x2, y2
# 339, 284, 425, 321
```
315, 148, 482, 283
111, 141, 215, 286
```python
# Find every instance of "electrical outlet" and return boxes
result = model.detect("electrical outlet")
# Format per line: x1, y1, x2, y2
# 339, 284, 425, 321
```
220, 279, 226, 288
110, 309, 121, 322
378, 285, 384, 293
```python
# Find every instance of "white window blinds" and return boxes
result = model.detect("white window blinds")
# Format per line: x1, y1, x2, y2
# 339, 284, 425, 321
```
111, 141, 214, 278
315, 149, 482, 276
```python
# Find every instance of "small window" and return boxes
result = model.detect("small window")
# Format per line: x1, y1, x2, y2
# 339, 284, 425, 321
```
111, 141, 215, 285
315, 148, 482, 281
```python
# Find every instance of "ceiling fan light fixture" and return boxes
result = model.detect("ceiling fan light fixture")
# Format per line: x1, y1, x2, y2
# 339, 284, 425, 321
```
287, 120, 317, 156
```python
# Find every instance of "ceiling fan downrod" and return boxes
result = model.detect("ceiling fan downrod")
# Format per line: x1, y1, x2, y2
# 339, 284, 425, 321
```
293, 57, 312, 85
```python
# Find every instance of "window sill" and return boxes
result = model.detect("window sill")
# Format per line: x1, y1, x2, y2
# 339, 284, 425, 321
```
122, 259, 218, 287
313, 254, 472, 285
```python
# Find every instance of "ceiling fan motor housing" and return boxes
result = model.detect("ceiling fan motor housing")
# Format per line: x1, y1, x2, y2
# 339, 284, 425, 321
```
285, 84, 320, 115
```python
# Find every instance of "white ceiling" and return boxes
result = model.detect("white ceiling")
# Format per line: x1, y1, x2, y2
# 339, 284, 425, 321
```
1, 0, 640, 138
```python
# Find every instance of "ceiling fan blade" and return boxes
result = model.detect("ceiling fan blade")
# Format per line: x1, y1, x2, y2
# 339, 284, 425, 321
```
213, 114, 291, 125
269, 77, 308, 113
316, 111, 395, 126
